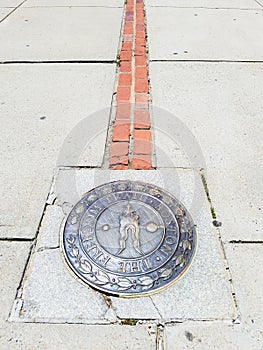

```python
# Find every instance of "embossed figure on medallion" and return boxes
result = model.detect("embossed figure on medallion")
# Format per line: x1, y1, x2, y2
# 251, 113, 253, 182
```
117, 203, 143, 256
62, 180, 197, 297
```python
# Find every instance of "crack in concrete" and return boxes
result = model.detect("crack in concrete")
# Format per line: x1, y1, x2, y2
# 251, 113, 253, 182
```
149, 296, 162, 319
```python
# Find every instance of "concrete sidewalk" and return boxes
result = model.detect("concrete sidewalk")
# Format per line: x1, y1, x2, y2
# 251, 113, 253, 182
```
0, 0, 262, 349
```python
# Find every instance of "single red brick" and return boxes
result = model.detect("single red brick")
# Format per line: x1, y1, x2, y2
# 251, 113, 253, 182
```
135, 55, 146, 65
132, 155, 152, 170
135, 93, 148, 104
112, 164, 129, 170
125, 20, 133, 27
123, 34, 133, 42
118, 73, 132, 86
120, 61, 131, 72
136, 30, 145, 38
121, 42, 132, 51
135, 37, 146, 47
136, 3, 144, 9
134, 129, 151, 141
134, 139, 151, 154
116, 86, 130, 101
116, 103, 131, 119
112, 123, 130, 142
134, 110, 150, 129
110, 142, 129, 158
126, 5, 133, 10
110, 153, 129, 166
125, 14, 134, 21
135, 103, 148, 110
135, 47, 146, 56
126, 0, 133, 5
135, 79, 148, 93
135, 67, 147, 79
136, 24, 144, 31
124, 27, 133, 34
120, 50, 132, 61
136, 14, 144, 20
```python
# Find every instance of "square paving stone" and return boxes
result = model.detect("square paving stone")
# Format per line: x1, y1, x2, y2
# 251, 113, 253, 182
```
149, 62, 263, 241
10, 169, 235, 323
150, 62, 263, 171
145, 0, 262, 9
0, 64, 115, 239
0, 7, 122, 61
147, 7, 263, 61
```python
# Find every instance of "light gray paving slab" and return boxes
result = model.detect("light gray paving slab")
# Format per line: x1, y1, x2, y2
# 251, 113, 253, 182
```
0, 64, 115, 239
1, 323, 156, 350
15, 169, 235, 322
0, 7, 13, 19
145, 0, 262, 9
0, 242, 31, 322
165, 321, 262, 350
207, 166, 263, 242
0, 7, 122, 61
10, 248, 110, 323
0, 0, 21, 7
23, 0, 124, 6
150, 63, 263, 241
225, 244, 263, 337
150, 63, 263, 171
147, 8, 263, 61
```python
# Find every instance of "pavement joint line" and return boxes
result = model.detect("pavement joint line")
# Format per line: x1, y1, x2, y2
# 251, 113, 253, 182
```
0, 237, 34, 242
149, 5, 263, 11
200, 170, 240, 320
7, 169, 61, 321
0, 0, 27, 24
0, 60, 116, 64
7, 240, 35, 322
57, 165, 102, 170
227, 240, 263, 244
150, 59, 263, 63
156, 324, 165, 350
21, 6, 123, 8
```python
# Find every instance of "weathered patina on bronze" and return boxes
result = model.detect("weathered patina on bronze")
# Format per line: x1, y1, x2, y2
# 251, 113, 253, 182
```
62, 181, 197, 297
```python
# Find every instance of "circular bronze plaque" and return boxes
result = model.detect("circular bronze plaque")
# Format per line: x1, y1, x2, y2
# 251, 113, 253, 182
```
62, 181, 197, 297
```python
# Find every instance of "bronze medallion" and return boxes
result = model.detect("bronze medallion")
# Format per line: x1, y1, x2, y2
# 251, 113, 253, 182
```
62, 180, 197, 297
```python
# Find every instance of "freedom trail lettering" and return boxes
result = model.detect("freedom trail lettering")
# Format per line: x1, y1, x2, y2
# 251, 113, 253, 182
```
62, 181, 197, 296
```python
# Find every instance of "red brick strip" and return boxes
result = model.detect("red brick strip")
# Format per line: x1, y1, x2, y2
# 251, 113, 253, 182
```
109, 0, 152, 170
